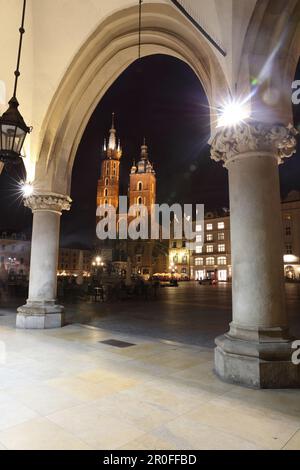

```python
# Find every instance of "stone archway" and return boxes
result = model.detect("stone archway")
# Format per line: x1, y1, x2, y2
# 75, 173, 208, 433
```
16, 2, 300, 389
17, 2, 228, 325
33, 3, 228, 196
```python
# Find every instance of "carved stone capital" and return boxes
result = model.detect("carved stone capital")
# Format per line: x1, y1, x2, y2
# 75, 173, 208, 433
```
24, 192, 72, 214
210, 122, 298, 165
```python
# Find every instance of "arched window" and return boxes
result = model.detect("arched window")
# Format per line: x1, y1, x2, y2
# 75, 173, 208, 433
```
137, 181, 143, 191
206, 257, 214, 266
217, 256, 227, 265
105, 178, 109, 186
104, 188, 108, 197
137, 196, 142, 205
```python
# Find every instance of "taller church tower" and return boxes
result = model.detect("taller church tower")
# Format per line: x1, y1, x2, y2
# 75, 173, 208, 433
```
129, 139, 156, 213
96, 113, 122, 210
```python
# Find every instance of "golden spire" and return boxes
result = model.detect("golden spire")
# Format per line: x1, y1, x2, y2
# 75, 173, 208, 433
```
108, 112, 116, 150
141, 137, 148, 160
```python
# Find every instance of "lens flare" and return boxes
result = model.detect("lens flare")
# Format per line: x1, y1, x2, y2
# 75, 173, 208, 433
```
21, 182, 34, 197
217, 100, 250, 128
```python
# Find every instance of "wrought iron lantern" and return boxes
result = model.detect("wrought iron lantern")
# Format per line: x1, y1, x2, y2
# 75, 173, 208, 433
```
0, 0, 31, 165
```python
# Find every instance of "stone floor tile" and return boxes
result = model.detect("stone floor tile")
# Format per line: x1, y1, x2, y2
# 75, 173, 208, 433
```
147, 416, 263, 450
283, 429, 300, 450
0, 417, 91, 450
0, 399, 38, 431
7, 383, 83, 415
47, 405, 144, 450
183, 397, 300, 449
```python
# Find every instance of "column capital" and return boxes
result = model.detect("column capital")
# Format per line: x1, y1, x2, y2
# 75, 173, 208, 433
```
24, 192, 72, 214
210, 121, 298, 165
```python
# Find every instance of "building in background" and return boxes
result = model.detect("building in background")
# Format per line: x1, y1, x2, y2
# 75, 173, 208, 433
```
0, 232, 31, 277
95, 119, 168, 279
169, 192, 300, 282
281, 191, 300, 280
96, 113, 122, 212
192, 212, 231, 282
57, 248, 92, 278
0, 233, 92, 279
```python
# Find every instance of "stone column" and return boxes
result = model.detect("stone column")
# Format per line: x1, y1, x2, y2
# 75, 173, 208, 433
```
17, 192, 71, 329
211, 121, 300, 388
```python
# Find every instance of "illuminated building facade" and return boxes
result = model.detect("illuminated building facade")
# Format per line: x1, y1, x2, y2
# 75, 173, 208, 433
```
96, 113, 122, 211
169, 192, 300, 282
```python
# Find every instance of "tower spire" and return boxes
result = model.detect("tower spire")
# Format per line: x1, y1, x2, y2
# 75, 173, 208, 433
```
141, 137, 148, 160
108, 112, 116, 150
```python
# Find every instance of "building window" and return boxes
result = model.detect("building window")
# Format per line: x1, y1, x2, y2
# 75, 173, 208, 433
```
195, 258, 203, 266
196, 235, 202, 243
104, 188, 108, 197
173, 255, 178, 263
206, 257, 214, 265
105, 178, 109, 186
172, 242, 177, 248
182, 240, 186, 248
196, 224, 202, 232
206, 234, 213, 241
195, 245, 202, 254
206, 245, 213, 253
182, 255, 187, 264
218, 232, 225, 241
218, 244, 225, 252
206, 223, 213, 231
217, 256, 227, 265
285, 226, 291, 236
137, 181, 143, 191
218, 222, 225, 229
137, 196, 142, 205
181, 268, 187, 274
286, 244, 293, 254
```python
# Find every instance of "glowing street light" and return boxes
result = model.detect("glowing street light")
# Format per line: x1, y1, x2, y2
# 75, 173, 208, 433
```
21, 181, 33, 197
217, 99, 250, 128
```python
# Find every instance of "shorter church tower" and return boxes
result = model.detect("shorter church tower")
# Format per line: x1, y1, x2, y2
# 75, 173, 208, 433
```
96, 113, 122, 210
129, 139, 156, 213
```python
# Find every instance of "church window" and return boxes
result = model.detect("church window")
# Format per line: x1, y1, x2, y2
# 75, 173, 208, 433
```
137, 181, 143, 191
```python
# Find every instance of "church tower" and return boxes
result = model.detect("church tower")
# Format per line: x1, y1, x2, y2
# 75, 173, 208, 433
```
129, 139, 156, 213
96, 113, 122, 210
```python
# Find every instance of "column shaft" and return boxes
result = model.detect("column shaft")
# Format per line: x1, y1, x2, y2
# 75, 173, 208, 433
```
17, 192, 71, 329
210, 121, 300, 388
28, 210, 60, 302
228, 152, 287, 339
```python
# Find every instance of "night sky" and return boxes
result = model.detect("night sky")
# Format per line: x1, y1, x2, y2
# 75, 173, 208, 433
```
0, 54, 299, 248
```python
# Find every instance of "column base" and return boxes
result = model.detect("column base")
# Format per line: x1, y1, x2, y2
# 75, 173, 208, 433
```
16, 301, 65, 329
215, 333, 300, 389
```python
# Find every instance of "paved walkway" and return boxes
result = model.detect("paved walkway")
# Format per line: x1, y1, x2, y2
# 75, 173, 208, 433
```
0, 309, 300, 449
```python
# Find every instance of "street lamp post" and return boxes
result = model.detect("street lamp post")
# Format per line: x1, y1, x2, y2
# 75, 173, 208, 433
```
0, 0, 32, 165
